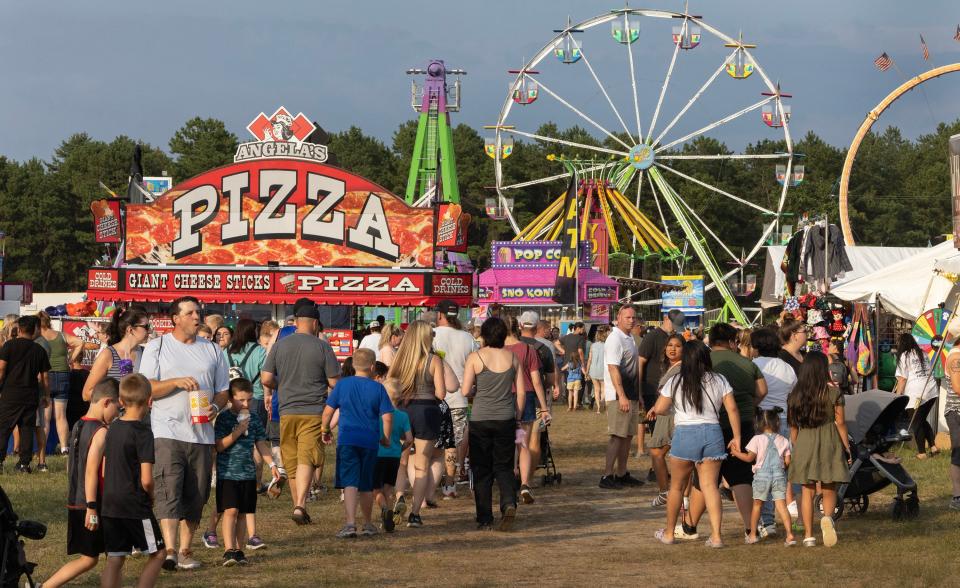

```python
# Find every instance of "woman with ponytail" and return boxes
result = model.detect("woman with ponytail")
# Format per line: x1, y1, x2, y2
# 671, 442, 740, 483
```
647, 341, 741, 547
81, 307, 152, 401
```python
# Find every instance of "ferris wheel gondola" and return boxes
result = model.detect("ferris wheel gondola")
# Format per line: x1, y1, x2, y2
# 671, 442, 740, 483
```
489, 6, 795, 324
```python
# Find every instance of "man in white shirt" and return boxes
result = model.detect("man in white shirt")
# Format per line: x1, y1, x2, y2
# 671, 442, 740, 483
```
431, 300, 477, 497
139, 296, 230, 571
357, 321, 382, 360
600, 304, 644, 489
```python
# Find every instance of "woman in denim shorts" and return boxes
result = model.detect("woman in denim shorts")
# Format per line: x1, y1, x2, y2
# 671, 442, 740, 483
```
647, 341, 742, 548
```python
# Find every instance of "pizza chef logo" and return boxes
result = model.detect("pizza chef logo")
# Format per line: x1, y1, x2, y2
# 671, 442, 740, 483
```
235, 106, 328, 163
247, 107, 315, 143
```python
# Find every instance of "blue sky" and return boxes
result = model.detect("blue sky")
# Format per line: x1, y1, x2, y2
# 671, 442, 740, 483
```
1, 0, 959, 162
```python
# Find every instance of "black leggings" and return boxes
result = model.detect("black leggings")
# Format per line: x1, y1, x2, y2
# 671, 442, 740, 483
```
905, 403, 937, 454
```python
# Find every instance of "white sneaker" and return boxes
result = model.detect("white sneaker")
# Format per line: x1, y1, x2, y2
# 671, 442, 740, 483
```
442, 484, 457, 499
758, 524, 777, 539
787, 501, 798, 517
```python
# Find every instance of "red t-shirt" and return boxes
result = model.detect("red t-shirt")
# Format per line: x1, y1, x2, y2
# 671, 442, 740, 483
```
507, 341, 541, 395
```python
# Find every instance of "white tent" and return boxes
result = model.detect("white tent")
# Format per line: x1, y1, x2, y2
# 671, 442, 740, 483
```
830, 241, 960, 320
760, 245, 925, 308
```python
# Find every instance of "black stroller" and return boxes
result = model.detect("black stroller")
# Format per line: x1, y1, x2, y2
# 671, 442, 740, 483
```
0, 485, 45, 588
817, 391, 919, 520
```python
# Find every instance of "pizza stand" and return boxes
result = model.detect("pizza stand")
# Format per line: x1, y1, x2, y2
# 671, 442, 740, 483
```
85, 111, 472, 358
476, 240, 618, 324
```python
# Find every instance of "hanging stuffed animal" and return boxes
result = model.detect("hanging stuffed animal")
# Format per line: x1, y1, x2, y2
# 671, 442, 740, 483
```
829, 308, 845, 338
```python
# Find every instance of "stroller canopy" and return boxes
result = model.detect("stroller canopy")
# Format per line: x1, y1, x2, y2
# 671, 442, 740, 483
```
843, 390, 909, 444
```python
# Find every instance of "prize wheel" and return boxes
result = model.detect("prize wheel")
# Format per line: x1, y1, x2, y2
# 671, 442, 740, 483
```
911, 307, 954, 378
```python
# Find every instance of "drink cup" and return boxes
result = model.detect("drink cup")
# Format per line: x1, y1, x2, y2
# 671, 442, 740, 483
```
237, 411, 250, 436
190, 390, 211, 424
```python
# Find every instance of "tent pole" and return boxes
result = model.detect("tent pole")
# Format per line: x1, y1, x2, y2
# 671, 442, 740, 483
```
874, 294, 881, 390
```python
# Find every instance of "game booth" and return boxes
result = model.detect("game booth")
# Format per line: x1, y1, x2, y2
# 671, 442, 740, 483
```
476, 241, 619, 323
85, 108, 473, 359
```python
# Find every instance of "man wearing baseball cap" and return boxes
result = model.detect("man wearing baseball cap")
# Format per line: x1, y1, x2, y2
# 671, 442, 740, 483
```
431, 300, 477, 497
358, 320, 383, 360
261, 302, 340, 525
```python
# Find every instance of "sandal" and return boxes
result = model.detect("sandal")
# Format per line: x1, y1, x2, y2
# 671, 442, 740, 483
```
802, 537, 816, 547
916, 453, 928, 460
292, 506, 311, 525
784, 538, 797, 547
744, 535, 760, 545
929, 446, 941, 456
654, 528, 675, 545
704, 538, 724, 549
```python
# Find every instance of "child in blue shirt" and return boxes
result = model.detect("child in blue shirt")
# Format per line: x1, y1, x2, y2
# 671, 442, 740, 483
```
321, 348, 394, 538
564, 355, 584, 411
214, 378, 280, 565
375, 378, 413, 533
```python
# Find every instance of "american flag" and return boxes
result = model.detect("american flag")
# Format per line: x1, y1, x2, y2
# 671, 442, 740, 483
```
874, 52, 892, 71
920, 35, 929, 61
955, 25, 960, 42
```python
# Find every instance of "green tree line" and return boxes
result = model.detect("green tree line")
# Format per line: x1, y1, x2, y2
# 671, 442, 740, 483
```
0, 116, 957, 292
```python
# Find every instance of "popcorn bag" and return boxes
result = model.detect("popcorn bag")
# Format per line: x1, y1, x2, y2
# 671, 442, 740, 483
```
190, 390, 211, 424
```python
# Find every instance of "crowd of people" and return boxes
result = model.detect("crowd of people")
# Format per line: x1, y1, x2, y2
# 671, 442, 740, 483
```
0, 298, 959, 585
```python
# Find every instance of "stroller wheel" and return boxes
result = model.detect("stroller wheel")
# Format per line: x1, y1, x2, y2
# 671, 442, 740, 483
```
814, 494, 844, 521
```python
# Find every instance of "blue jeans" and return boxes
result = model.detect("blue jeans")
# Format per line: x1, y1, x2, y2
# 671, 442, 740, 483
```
760, 417, 793, 528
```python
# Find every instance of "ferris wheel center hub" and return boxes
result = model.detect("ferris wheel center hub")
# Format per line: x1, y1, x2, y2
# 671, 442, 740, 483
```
629, 144, 655, 170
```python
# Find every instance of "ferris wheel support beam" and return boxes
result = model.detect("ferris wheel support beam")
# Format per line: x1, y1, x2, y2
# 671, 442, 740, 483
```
648, 173, 672, 243
666, 183, 738, 262
625, 13, 644, 141
656, 96, 774, 154
647, 19, 685, 144
499, 162, 615, 191
839, 62, 960, 245
649, 168, 748, 325
652, 51, 735, 147
503, 128, 628, 158
532, 76, 634, 151
658, 153, 790, 160
575, 38, 637, 143
655, 162, 776, 215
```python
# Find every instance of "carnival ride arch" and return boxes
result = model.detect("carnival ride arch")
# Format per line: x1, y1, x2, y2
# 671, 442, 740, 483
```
838, 62, 960, 245
488, 7, 795, 323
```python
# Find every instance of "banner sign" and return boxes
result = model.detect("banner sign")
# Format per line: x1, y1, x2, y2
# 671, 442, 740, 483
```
585, 285, 617, 301
661, 275, 705, 312
91, 200, 122, 243
324, 329, 354, 360
435, 204, 470, 253
142, 177, 173, 199
553, 173, 579, 305
490, 241, 591, 269
478, 283, 617, 305
88, 268, 472, 306
124, 158, 436, 268
61, 319, 108, 369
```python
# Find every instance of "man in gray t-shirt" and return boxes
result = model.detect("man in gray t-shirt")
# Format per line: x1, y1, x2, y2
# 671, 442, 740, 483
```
261, 303, 340, 522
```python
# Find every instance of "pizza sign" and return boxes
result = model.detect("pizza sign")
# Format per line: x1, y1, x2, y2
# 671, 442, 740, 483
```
124, 159, 435, 268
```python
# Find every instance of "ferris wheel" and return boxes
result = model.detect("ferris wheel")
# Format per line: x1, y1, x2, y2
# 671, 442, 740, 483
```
486, 6, 795, 323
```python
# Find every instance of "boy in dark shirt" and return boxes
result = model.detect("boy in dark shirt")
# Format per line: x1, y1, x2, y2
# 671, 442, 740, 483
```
98, 374, 165, 588
321, 349, 393, 538
0, 315, 51, 472
214, 378, 280, 566
42, 378, 120, 588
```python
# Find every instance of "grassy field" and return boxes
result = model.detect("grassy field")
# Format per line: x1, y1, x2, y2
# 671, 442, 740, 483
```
4, 410, 959, 587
